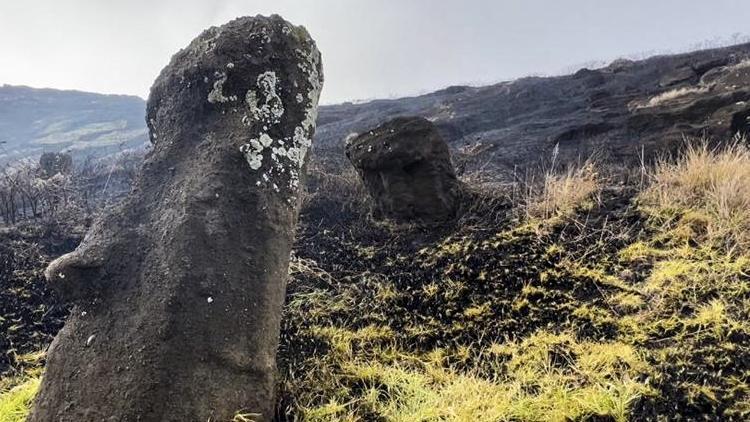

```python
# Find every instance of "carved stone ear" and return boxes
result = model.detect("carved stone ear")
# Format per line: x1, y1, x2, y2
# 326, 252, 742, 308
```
44, 248, 105, 303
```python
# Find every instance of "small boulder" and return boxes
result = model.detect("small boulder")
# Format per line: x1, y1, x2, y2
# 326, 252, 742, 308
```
346, 117, 462, 222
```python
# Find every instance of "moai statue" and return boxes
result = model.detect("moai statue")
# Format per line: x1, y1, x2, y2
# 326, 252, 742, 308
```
346, 117, 463, 222
29, 15, 322, 422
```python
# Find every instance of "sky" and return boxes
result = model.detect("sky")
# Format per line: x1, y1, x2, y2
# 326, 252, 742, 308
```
1, 1, 749, 105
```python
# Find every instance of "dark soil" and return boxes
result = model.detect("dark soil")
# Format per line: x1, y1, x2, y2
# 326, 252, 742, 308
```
0, 224, 80, 375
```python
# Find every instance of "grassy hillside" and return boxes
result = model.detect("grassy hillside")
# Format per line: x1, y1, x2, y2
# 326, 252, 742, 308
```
1, 140, 749, 421
276, 140, 750, 420
0, 85, 147, 164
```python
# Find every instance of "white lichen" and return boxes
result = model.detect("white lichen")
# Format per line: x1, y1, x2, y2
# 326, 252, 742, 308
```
207, 72, 238, 104
148, 118, 159, 141
239, 36, 322, 199
240, 133, 274, 170
344, 133, 359, 146
245, 71, 284, 124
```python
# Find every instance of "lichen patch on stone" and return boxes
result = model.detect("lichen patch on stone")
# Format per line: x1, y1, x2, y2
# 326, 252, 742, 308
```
245, 72, 285, 124
207, 72, 238, 104
240, 133, 274, 170
238, 34, 322, 202
249, 24, 272, 45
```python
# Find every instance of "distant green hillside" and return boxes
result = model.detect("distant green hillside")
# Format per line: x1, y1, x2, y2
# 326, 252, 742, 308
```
0, 85, 147, 164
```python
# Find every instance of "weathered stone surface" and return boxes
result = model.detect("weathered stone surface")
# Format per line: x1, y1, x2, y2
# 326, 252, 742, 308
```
29, 14, 322, 422
346, 117, 462, 222
39, 152, 72, 178
659, 66, 697, 87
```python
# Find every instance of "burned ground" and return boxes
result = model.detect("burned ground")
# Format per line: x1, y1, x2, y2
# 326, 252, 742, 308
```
0, 225, 79, 376
275, 151, 750, 420
2, 145, 750, 421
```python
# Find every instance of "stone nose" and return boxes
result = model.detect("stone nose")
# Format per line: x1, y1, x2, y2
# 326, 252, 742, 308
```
44, 250, 104, 303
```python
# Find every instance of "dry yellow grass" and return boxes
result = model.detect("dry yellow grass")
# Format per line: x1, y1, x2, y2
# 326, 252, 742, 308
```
642, 86, 709, 108
729, 58, 750, 70
525, 162, 600, 221
640, 140, 750, 252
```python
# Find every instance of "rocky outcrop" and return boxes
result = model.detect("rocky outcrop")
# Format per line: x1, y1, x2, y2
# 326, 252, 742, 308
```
628, 59, 750, 142
28, 14, 322, 422
346, 117, 462, 222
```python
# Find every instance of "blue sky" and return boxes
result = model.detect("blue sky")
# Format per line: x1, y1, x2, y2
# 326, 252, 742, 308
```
1, 0, 748, 104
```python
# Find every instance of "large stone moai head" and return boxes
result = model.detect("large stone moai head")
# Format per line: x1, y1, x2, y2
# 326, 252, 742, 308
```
29, 15, 322, 422
345, 117, 463, 222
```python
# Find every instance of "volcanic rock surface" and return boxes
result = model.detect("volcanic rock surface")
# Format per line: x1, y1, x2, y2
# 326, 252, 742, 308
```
346, 117, 462, 222
28, 14, 322, 422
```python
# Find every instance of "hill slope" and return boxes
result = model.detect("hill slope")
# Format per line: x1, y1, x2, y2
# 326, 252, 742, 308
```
0, 85, 147, 164
3, 42, 750, 171
2, 44, 750, 421
316, 42, 750, 174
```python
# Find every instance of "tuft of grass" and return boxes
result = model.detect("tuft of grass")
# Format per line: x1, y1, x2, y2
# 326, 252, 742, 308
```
0, 352, 46, 422
640, 140, 750, 253
524, 162, 600, 222
0, 375, 40, 422
641, 86, 710, 108
296, 330, 651, 422
608, 292, 646, 312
